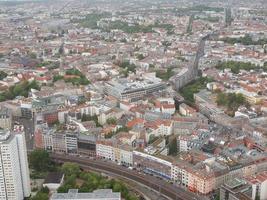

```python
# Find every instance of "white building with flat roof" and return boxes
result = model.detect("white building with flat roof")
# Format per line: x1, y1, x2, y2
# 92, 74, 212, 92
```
104, 77, 166, 101
51, 189, 121, 200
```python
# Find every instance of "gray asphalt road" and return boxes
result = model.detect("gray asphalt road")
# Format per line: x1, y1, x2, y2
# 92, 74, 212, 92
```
13, 116, 34, 150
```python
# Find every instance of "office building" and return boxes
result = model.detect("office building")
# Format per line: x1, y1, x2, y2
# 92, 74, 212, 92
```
104, 77, 166, 102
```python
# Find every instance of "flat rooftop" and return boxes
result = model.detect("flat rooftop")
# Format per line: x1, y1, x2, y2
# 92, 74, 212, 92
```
225, 178, 245, 189
51, 189, 121, 200
107, 78, 164, 92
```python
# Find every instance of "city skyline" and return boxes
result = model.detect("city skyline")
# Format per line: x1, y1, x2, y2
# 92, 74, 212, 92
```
0, 0, 266, 200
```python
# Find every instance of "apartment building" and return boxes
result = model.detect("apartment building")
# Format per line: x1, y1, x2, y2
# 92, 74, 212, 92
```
145, 120, 173, 141
171, 155, 267, 195
42, 130, 78, 154
96, 139, 133, 166
0, 130, 31, 200
179, 103, 196, 117
133, 150, 172, 180
96, 139, 114, 160
245, 171, 267, 200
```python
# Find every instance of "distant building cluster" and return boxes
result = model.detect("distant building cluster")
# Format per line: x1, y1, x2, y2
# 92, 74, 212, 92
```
0, 0, 267, 199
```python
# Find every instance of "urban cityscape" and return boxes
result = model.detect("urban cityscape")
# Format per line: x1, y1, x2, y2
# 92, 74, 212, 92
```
0, 0, 266, 200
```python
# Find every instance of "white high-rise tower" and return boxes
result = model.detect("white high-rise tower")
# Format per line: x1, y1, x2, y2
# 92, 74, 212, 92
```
0, 130, 31, 200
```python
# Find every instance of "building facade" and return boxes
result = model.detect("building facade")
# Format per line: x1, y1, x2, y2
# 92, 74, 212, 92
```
0, 107, 12, 130
0, 130, 31, 200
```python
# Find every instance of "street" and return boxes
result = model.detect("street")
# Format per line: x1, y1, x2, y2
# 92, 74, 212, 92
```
13, 116, 34, 150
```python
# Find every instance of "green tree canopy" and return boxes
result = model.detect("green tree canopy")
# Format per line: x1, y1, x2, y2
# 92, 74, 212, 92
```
179, 77, 213, 104
29, 150, 51, 172
30, 192, 49, 200
216, 92, 246, 115
0, 80, 40, 102
156, 67, 175, 81
106, 117, 117, 125
61, 162, 81, 177
0, 71, 7, 80
215, 61, 261, 74
137, 54, 145, 60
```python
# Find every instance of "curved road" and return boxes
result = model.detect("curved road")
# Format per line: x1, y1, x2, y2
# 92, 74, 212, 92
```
51, 154, 204, 200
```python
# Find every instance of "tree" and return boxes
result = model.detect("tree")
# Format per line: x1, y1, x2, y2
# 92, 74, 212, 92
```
0, 94, 6, 102
105, 131, 115, 139
66, 69, 82, 76
81, 114, 102, 127
212, 190, 220, 200
61, 162, 81, 177
13, 84, 23, 96
149, 64, 155, 68
120, 38, 127, 43
57, 167, 139, 199
29, 52, 37, 59
236, 93, 245, 105
137, 54, 145, 60
179, 77, 213, 104
0, 80, 40, 102
31, 192, 49, 200
28, 80, 40, 90
118, 61, 137, 77
113, 182, 123, 192
156, 67, 175, 81
40, 186, 49, 194
215, 61, 259, 74
162, 41, 171, 47
216, 92, 246, 114
220, 34, 267, 46
216, 92, 227, 106
0, 71, 7, 80
126, 194, 139, 200
106, 117, 117, 125
29, 150, 51, 172
53, 75, 64, 82
57, 184, 74, 193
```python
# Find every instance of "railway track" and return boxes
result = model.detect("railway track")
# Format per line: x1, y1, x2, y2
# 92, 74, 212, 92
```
51, 154, 203, 200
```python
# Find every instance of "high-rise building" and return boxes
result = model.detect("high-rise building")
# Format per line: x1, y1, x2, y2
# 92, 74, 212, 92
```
0, 130, 31, 200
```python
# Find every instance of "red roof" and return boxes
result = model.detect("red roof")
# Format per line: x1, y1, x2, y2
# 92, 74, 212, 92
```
126, 118, 145, 128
